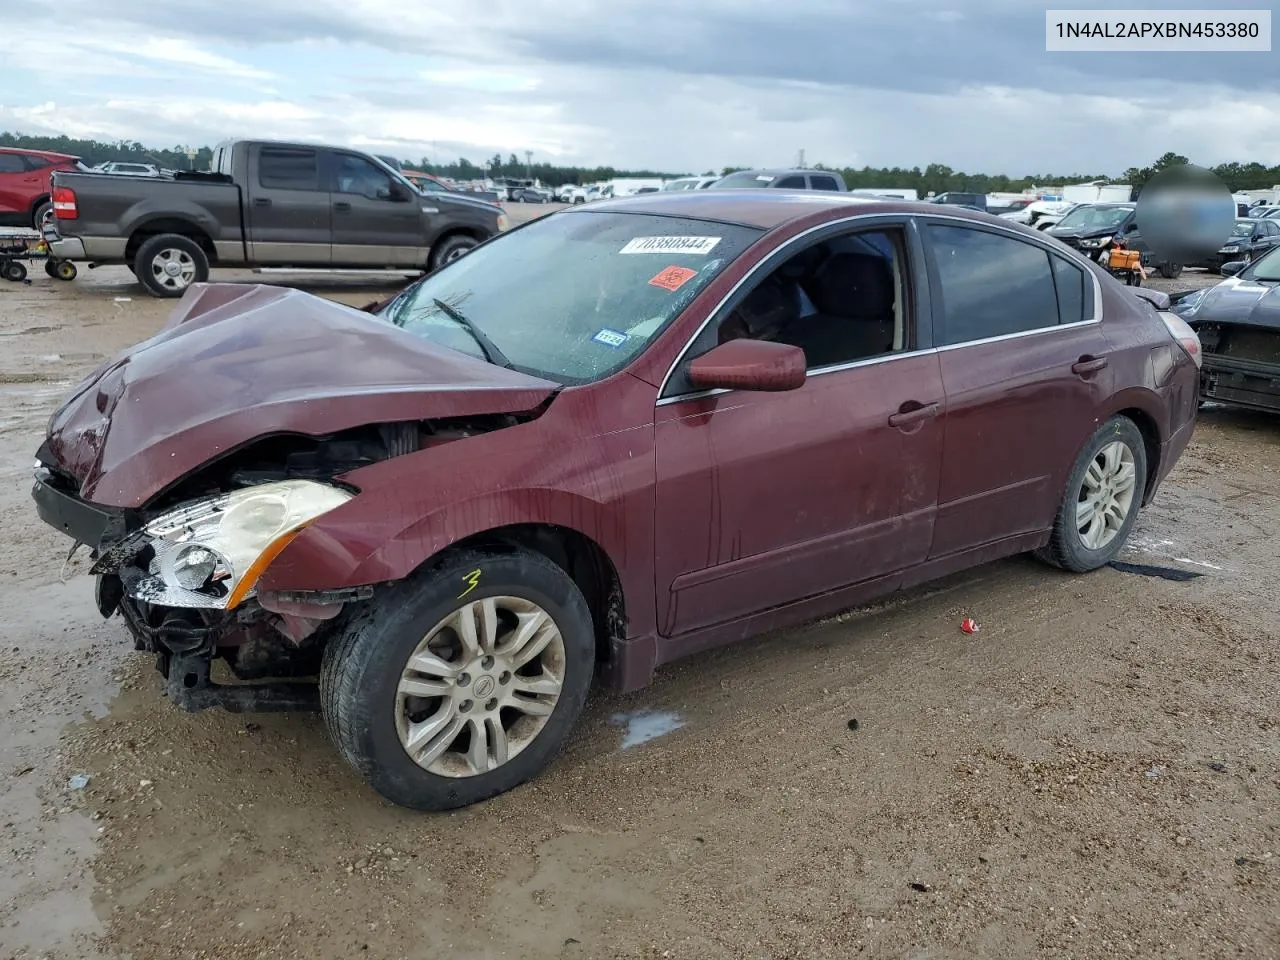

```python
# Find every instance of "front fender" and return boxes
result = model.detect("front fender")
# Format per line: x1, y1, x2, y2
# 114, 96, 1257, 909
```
261, 487, 627, 590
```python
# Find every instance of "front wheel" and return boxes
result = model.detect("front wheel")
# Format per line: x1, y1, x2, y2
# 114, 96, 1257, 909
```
134, 233, 209, 298
320, 547, 595, 811
55, 260, 77, 281
1158, 262, 1183, 279
3, 260, 27, 282
1037, 416, 1148, 573
429, 233, 478, 270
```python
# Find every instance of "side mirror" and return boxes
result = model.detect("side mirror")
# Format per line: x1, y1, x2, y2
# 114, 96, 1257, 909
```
1220, 260, 1246, 277
687, 339, 807, 393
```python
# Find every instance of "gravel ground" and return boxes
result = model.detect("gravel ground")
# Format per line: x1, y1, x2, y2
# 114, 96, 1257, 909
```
0, 237, 1276, 960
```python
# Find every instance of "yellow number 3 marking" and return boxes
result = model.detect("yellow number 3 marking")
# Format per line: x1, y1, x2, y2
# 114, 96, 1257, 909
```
458, 569, 482, 599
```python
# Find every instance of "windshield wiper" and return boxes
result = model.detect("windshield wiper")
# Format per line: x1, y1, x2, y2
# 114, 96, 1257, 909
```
430, 298, 512, 369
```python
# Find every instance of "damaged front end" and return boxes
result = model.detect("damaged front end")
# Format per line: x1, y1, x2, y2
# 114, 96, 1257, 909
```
35, 463, 358, 712
1193, 321, 1280, 413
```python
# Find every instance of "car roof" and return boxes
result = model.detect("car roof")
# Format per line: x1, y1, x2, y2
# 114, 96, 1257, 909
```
572, 190, 991, 230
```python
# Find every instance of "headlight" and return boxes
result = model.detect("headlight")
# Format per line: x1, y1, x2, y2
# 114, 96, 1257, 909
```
1080, 237, 1108, 248
1221, 245, 1241, 253
496, 213, 510, 232
136, 480, 352, 610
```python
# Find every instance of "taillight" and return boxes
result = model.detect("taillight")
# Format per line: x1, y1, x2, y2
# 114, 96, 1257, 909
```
52, 186, 78, 220
1159, 311, 1202, 369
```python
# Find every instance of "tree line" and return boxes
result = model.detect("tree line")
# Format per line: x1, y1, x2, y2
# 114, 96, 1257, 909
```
3, 133, 1276, 197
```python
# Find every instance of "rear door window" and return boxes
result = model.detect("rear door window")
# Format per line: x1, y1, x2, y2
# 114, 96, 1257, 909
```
258, 147, 320, 191
925, 224, 1062, 345
809, 175, 840, 191
0, 154, 26, 173
775, 175, 807, 188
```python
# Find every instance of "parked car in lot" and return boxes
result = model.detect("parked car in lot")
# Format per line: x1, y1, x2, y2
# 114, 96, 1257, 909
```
708, 168, 847, 191
929, 192, 988, 211
1191, 218, 1280, 273
94, 162, 161, 178
1046, 202, 1184, 278
0, 147, 88, 228
31, 191, 1200, 811
662, 176, 719, 191
45, 138, 508, 297
1171, 244, 1280, 412
513, 186, 554, 204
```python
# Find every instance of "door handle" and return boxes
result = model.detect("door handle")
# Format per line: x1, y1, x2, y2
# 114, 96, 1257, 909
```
888, 401, 941, 428
1072, 355, 1109, 376
333, 201, 352, 213
253, 197, 272, 207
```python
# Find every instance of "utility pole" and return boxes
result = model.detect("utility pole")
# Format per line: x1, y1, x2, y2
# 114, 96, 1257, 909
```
524, 150, 533, 180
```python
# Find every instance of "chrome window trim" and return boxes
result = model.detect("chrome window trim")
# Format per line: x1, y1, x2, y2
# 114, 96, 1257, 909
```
655, 210, 1104, 405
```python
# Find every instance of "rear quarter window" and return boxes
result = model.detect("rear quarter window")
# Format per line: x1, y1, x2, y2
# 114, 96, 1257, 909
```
259, 147, 320, 191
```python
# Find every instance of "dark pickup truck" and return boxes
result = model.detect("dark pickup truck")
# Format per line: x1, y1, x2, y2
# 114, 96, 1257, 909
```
46, 138, 508, 297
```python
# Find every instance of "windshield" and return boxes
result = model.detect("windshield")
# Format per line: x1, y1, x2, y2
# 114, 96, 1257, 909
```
1243, 245, 1280, 281
1228, 220, 1254, 238
383, 212, 762, 383
1054, 205, 1133, 231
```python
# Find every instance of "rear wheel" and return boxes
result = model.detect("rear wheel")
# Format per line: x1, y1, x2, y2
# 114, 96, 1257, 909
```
1158, 262, 1183, 279
32, 200, 52, 230
3, 260, 27, 282
134, 233, 209, 298
55, 260, 77, 281
320, 547, 595, 811
1037, 416, 1147, 572
44, 259, 59, 278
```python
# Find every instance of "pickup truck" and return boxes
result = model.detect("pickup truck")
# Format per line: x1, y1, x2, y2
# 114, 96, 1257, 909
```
46, 138, 508, 297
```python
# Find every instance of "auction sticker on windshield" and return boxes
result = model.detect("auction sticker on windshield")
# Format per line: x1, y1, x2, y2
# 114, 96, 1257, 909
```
620, 236, 721, 255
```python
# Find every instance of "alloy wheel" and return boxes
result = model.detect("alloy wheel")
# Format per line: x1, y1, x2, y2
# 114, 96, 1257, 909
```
395, 596, 565, 778
1075, 440, 1138, 550
150, 248, 197, 291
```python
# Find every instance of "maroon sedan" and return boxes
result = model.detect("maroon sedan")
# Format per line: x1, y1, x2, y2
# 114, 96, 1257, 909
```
32, 192, 1202, 810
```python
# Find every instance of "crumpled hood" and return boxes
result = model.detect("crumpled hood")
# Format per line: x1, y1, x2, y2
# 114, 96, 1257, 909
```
41, 283, 557, 508
1188, 276, 1280, 330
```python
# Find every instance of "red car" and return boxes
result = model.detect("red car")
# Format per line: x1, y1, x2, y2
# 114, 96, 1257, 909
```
31, 192, 1202, 810
0, 147, 85, 229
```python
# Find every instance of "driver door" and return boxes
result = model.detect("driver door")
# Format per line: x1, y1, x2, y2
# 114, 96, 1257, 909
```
329, 152, 427, 267
652, 222, 945, 637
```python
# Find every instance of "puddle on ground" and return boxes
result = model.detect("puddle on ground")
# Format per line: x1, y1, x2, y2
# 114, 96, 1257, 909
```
610, 709, 686, 749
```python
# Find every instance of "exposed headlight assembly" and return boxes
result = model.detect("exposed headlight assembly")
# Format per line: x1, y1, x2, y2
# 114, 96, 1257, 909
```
130, 480, 353, 610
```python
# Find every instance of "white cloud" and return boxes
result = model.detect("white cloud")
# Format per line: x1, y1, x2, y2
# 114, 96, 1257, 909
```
2, 0, 1279, 175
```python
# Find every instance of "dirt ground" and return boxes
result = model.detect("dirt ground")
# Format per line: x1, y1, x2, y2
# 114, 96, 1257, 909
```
1, 237, 1276, 960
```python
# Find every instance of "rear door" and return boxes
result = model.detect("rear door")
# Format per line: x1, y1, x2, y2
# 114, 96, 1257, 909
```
245, 144, 332, 265
329, 151, 427, 267
921, 219, 1113, 558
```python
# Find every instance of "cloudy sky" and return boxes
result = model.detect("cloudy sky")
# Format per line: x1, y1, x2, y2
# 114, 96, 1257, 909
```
2, 0, 1278, 176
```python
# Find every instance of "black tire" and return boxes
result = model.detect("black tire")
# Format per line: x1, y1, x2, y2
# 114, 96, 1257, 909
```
1037, 416, 1148, 573
44, 259, 59, 278
320, 547, 595, 811
429, 233, 478, 270
32, 200, 52, 230
3, 260, 27, 282
55, 260, 77, 281
1158, 262, 1183, 279
134, 233, 209, 298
